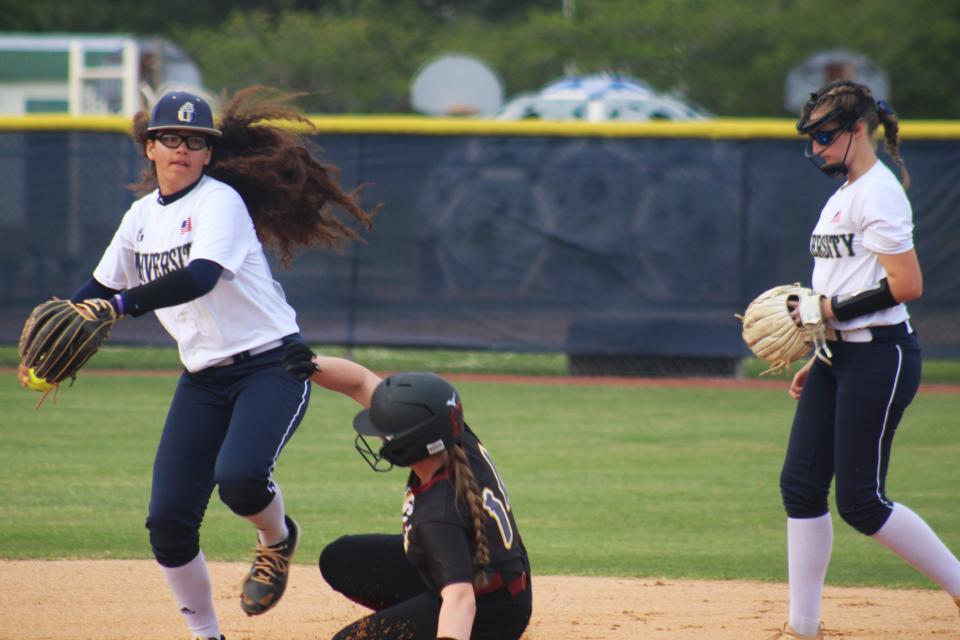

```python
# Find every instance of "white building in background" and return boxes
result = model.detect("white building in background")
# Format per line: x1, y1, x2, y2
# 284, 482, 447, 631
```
0, 33, 205, 115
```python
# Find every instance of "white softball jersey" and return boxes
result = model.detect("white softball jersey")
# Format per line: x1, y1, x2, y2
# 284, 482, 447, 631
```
809, 161, 914, 332
93, 175, 299, 372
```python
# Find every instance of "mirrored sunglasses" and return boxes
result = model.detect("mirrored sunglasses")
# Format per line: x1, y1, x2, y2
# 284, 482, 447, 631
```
808, 127, 844, 146
155, 133, 210, 151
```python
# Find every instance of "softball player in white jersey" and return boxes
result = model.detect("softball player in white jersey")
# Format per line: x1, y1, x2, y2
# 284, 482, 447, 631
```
70, 88, 375, 640
771, 80, 960, 639
96, 175, 300, 370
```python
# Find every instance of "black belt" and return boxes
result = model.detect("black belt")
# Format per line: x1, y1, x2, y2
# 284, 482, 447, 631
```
212, 338, 284, 367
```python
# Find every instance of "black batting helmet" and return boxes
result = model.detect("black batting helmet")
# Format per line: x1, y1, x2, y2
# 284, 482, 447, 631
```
353, 372, 464, 471
147, 90, 221, 137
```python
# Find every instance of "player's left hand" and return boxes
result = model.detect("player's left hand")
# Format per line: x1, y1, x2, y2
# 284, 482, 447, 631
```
282, 342, 319, 382
788, 289, 825, 327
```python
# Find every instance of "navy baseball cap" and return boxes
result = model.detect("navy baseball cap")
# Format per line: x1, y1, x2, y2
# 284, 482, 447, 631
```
147, 91, 221, 137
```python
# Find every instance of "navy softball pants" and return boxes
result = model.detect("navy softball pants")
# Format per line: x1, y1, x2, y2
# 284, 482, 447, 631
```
779, 324, 921, 535
146, 344, 311, 567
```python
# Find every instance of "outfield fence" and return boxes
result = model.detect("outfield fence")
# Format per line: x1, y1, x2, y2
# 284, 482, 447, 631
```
1, 117, 958, 373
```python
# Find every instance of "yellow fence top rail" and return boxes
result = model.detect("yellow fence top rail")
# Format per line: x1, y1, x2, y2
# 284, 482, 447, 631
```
2, 114, 959, 140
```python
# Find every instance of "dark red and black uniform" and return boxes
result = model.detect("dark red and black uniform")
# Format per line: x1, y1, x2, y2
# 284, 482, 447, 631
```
320, 426, 532, 640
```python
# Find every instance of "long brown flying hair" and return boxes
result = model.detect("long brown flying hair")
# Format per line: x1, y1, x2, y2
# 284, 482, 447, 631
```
131, 86, 377, 266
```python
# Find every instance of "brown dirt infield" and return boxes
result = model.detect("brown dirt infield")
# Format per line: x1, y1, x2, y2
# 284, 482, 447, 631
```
1, 559, 957, 639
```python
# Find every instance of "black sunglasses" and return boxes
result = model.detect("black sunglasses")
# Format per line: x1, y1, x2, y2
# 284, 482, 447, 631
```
808, 127, 845, 146
155, 133, 210, 151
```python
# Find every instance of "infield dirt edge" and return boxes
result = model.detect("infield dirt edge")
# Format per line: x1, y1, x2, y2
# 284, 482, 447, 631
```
1, 559, 956, 639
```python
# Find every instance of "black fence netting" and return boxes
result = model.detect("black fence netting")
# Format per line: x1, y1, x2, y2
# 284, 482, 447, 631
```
1, 129, 958, 374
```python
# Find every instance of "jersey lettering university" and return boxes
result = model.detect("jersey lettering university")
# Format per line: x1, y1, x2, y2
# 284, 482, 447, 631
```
135, 243, 192, 283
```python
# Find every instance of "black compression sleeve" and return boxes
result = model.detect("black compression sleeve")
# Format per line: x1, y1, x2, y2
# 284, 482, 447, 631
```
185, 259, 223, 294
71, 277, 120, 303
121, 259, 223, 317
830, 277, 899, 322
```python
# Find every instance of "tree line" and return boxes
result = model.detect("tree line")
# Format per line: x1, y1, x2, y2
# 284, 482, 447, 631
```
3, 0, 958, 117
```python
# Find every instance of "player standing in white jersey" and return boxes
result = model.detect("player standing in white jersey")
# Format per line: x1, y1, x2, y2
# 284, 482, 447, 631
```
68, 88, 376, 640
769, 80, 960, 639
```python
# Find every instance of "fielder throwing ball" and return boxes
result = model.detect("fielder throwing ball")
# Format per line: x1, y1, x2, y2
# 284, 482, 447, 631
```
770, 80, 960, 639
283, 345, 532, 640
53, 87, 375, 640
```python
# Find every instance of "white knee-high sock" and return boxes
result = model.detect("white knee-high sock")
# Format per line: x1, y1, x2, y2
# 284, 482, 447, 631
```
787, 514, 833, 636
872, 503, 960, 596
160, 550, 219, 638
242, 485, 288, 546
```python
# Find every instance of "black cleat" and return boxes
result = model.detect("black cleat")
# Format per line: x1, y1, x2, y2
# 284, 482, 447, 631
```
240, 515, 299, 616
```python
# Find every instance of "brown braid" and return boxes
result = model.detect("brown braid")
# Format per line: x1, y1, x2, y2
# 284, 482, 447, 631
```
448, 444, 491, 590
811, 81, 910, 189
131, 86, 378, 267
876, 108, 910, 190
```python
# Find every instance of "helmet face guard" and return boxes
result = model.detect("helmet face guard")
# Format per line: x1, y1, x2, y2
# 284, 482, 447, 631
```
796, 81, 875, 179
353, 372, 464, 472
354, 433, 393, 472
802, 130, 855, 179
353, 419, 455, 472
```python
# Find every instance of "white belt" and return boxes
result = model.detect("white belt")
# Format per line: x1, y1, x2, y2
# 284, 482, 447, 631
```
827, 320, 913, 344
836, 327, 873, 343
212, 339, 284, 367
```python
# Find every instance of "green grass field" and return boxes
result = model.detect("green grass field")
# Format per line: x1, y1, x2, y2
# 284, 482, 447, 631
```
2, 348, 959, 592
4, 345, 960, 382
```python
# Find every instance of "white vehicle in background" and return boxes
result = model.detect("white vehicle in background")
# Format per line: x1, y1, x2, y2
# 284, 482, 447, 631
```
497, 73, 710, 122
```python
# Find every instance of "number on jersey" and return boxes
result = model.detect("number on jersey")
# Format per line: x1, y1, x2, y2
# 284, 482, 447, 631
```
478, 443, 514, 549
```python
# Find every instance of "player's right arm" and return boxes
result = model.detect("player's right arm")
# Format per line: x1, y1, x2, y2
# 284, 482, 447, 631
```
282, 342, 380, 406
878, 249, 922, 302
414, 521, 477, 639
437, 581, 476, 640
71, 278, 120, 303
789, 357, 815, 400
311, 355, 382, 407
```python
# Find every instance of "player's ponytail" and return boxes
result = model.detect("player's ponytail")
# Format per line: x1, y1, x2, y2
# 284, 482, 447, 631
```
448, 444, 491, 591
876, 102, 911, 190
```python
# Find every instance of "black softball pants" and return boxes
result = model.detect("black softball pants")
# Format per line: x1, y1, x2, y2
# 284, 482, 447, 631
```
319, 534, 532, 640
779, 327, 921, 535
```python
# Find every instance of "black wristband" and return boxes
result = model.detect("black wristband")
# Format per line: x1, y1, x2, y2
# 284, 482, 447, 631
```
830, 277, 898, 322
